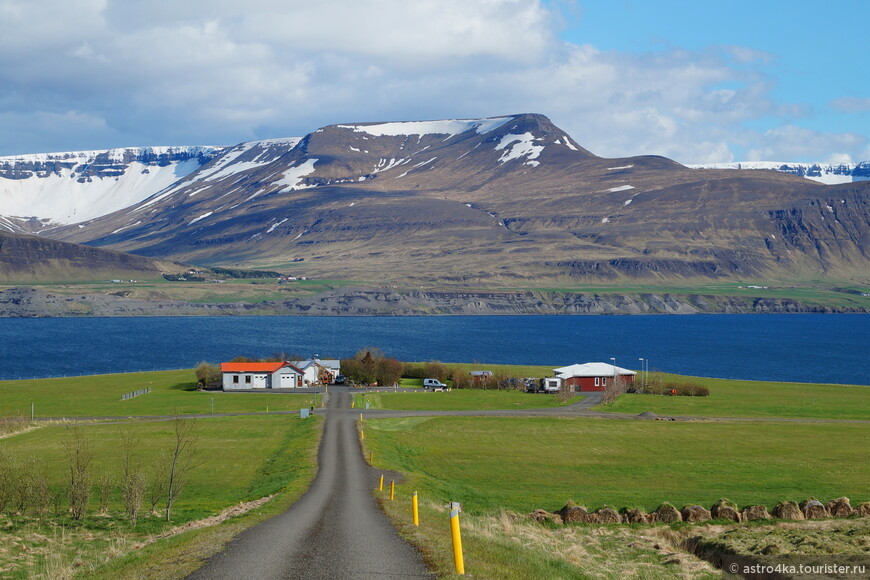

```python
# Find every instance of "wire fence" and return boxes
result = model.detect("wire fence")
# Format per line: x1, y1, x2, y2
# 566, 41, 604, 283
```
120, 387, 152, 401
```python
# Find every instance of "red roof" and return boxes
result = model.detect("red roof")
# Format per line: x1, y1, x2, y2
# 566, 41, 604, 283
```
221, 362, 298, 373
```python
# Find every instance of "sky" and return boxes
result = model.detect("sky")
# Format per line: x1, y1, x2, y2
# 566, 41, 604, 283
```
0, 0, 868, 164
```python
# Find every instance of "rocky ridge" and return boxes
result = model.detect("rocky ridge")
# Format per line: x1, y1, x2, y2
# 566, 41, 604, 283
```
0, 286, 862, 318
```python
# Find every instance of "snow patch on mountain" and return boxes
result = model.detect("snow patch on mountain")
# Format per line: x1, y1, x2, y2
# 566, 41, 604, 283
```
495, 133, 544, 166
277, 159, 319, 192
338, 117, 512, 138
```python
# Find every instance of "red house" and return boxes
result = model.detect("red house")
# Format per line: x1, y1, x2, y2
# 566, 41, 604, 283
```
553, 363, 636, 392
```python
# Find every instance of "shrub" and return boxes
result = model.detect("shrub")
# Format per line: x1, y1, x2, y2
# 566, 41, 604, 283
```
450, 368, 472, 389
402, 362, 427, 379
424, 361, 448, 381
194, 361, 222, 389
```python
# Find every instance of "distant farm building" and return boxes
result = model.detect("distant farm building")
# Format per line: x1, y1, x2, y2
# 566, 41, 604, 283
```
469, 370, 493, 385
289, 359, 341, 386
221, 361, 305, 390
553, 363, 636, 392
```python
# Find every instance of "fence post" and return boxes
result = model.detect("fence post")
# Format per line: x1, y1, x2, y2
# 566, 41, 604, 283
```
449, 503, 465, 574
412, 491, 419, 526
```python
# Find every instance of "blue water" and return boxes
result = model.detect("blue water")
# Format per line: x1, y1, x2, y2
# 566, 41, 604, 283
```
0, 314, 868, 385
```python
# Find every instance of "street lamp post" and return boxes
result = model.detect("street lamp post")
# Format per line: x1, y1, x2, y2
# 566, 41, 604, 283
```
610, 357, 616, 389
638, 358, 644, 389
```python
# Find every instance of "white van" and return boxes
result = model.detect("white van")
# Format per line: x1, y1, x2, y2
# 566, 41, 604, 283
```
423, 378, 449, 391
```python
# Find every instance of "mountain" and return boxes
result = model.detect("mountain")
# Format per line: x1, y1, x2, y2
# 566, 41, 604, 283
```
4, 114, 870, 286
0, 145, 226, 233
687, 161, 870, 185
0, 231, 184, 283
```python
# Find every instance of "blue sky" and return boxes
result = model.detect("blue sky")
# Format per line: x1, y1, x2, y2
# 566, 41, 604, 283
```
557, 0, 869, 145
0, 0, 867, 164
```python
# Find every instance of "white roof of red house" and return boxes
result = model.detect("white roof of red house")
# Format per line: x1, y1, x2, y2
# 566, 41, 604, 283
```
221, 362, 303, 374
553, 363, 637, 377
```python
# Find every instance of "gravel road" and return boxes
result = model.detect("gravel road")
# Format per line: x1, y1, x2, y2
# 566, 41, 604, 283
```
186, 387, 432, 579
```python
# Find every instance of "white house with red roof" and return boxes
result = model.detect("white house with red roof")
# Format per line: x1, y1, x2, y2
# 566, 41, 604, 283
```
221, 361, 305, 390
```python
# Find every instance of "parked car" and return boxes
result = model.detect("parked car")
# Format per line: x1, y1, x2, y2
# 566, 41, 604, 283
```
423, 378, 449, 391
333, 375, 346, 385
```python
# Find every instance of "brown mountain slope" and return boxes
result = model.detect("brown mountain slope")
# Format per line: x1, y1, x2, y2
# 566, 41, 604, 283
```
42, 114, 870, 285
0, 231, 183, 283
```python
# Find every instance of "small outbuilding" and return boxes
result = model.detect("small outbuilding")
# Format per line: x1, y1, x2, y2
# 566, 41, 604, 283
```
289, 359, 341, 386
469, 370, 493, 385
553, 363, 636, 392
221, 361, 305, 390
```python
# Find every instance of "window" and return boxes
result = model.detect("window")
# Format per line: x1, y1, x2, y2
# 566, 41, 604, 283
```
594, 377, 599, 387
602, 377, 607, 386
245, 375, 251, 384
233, 375, 239, 384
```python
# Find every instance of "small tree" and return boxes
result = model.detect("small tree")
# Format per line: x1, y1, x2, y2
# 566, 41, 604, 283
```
376, 357, 403, 386
602, 375, 631, 405
558, 381, 574, 403
450, 369, 471, 389
97, 472, 113, 515
164, 415, 199, 521
121, 430, 146, 524
194, 362, 222, 389
64, 426, 93, 520
0, 449, 11, 514
424, 361, 447, 381
31, 468, 50, 517
147, 454, 167, 515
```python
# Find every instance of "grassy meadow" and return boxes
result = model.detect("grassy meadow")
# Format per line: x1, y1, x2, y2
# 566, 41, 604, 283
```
356, 389, 584, 411
366, 415, 869, 578
0, 369, 318, 418
365, 416, 869, 514
0, 369, 324, 579
598, 372, 870, 420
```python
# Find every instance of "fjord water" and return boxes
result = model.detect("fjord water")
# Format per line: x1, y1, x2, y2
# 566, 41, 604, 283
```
0, 314, 868, 385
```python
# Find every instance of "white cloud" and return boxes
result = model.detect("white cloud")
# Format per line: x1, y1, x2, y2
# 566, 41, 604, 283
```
746, 125, 868, 163
829, 97, 870, 114
0, 0, 866, 164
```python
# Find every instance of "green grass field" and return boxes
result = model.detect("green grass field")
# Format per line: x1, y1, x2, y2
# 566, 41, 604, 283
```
357, 389, 584, 411
366, 416, 869, 514
0, 370, 318, 418
366, 414, 870, 579
1, 415, 319, 522
598, 373, 870, 420
0, 414, 321, 579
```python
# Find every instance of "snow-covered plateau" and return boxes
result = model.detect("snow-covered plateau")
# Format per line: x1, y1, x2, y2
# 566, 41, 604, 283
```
688, 161, 870, 185
0, 146, 224, 228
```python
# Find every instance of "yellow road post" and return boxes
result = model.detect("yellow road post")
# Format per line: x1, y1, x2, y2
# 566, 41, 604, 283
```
449, 503, 465, 574
412, 491, 419, 526
378, 474, 384, 491
390, 480, 395, 501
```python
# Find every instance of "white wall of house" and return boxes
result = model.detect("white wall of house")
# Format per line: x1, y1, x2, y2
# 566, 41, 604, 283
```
223, 372, 270, 390
275, 370, 301, 388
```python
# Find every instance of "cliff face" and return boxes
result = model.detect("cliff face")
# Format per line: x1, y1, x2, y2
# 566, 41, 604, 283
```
0, 286, 861, 318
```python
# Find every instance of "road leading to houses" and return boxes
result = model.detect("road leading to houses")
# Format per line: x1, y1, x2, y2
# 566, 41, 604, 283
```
186, 387, 432, 580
